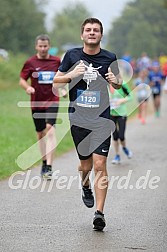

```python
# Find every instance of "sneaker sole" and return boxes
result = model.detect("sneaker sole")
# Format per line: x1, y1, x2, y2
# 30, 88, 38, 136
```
42, 174, 52, 180
112, 161, 121, 164
93, 218, 106, 231
128, 153, 133, 159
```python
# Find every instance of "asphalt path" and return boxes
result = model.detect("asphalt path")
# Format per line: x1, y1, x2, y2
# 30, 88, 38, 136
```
0, 93, 167, 252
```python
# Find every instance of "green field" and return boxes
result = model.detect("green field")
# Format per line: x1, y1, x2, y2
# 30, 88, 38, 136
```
0, 55, 74, 180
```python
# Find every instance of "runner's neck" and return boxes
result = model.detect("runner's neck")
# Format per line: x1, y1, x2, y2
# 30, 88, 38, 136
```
36, 53, 50, 59
83, 45, 101, 55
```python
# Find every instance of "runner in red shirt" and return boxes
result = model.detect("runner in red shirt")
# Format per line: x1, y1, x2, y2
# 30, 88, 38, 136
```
20, 34, 66, 179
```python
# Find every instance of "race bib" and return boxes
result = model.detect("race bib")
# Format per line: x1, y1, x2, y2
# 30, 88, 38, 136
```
137, 89, 148, 100
152, 86, 159, 94
110, 98, 119, 109
76, 89, 100, 108
38, 71, 55, 84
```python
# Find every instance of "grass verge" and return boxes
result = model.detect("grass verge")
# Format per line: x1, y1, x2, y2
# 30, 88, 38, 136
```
0, 86, 74, 180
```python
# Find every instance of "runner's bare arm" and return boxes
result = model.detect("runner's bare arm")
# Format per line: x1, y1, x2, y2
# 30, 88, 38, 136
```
53, 71, 72, 87
19, 77, 35, 94
53, 60, 86, 88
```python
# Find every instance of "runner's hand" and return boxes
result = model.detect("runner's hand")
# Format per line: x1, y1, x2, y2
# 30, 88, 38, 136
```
26, 86, 35, 95
61, 88, 68, 98
105, 67, 117, 84
69, 60, 86, 79
105, 67, 122, 89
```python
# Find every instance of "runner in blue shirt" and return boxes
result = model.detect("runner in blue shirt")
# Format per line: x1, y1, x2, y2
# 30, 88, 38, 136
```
149, 62, 163, 117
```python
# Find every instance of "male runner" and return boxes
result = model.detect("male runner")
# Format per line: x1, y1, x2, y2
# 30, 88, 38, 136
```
20, 34, 66, 179
53, 18, 122, 230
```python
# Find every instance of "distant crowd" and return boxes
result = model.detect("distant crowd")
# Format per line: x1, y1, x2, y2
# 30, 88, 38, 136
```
120, 51, 167, 123
122, 51, 167, 77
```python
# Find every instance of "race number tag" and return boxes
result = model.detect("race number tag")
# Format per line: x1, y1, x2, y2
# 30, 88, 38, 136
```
152, 86, 159, 94
38, 71, 55, 84
76, 89, 100, 108
110, 98, 119, 109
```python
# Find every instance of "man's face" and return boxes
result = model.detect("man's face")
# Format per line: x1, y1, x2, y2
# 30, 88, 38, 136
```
35, 39, 50, 58
152, 66, 159, 73
81, 23, 102, 46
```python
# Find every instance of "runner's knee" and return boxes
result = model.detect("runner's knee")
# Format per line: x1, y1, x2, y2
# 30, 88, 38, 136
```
94, 158, 106, 173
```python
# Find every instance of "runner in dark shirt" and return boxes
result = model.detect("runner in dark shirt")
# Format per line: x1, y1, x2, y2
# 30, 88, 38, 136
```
53, 18, 122, 231
148, 62, 163, 117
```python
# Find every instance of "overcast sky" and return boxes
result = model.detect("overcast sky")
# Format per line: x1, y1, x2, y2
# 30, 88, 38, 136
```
44, 0, 133, 33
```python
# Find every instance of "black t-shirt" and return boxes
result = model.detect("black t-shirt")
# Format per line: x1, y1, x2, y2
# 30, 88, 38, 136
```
59, 47, 119, 126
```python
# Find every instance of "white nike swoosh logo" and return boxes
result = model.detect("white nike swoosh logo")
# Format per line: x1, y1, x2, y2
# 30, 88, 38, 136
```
35, 67, 40, 71
102, 149, 108, 153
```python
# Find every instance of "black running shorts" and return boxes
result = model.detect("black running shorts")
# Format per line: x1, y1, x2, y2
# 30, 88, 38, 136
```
32, 103, 59, 132
70, 125, 111, 160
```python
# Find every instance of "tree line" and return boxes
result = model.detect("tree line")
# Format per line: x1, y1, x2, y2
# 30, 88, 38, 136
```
107, 0, 167, 58
0, 0, 166, 57
0, 0, 46, 55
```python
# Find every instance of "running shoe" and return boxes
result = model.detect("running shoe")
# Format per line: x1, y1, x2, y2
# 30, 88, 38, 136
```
41, 164, 47, 177
140, 118, 146, 124
93, 210, 106, 231
122, 147, 133, 159
155, 110, 160, 117
112, 154, 121, 164
41, 165, 53, 179
82, 186, 94, 208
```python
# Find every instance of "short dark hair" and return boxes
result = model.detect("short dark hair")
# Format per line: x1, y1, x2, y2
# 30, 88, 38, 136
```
81, 18, 103, 35
35, 34, 50, 45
